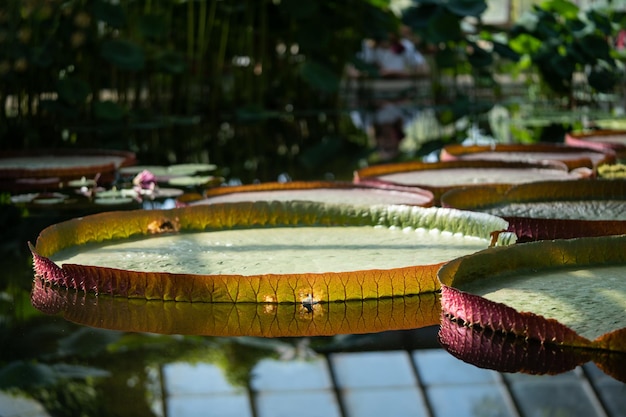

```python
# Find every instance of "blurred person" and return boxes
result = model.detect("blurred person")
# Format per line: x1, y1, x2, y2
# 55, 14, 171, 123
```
352, 28, 429, 161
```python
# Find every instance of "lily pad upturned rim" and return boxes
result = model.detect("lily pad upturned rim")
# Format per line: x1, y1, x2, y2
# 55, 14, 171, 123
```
0, 149, 136, 180
438, 234, 626, 352
565, 129, 626, 157
441, 179, 626, 209
31, 201, 513, 303
189, 180, 434, 207
439, 143, 616, 170
440, 179, 626, 240
353, 159, 580, 203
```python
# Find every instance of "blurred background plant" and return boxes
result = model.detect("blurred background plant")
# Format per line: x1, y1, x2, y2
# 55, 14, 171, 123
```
2, 0, 624, 181
0, 0, 402, 182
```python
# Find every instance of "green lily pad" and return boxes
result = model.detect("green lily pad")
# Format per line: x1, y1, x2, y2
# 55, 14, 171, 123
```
439, 235, 626, 351
31, 202, 515, 303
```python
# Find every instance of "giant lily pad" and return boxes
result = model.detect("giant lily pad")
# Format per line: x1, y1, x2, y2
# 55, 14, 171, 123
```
188, 181, 434, 207
0, 149, 135, 191
565, 130, 626, 160
30, 202, 515, 303
441, 179, 626, 241
354, 160, 585, 204
440, 143, 616, 171
31, 277, 441, 337
438, 235, 626, 354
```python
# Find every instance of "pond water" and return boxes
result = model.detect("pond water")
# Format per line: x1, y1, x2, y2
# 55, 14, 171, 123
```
2, 204, 625, 417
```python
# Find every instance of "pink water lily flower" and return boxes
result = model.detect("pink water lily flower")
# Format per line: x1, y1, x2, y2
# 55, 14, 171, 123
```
132, 169, 157, 192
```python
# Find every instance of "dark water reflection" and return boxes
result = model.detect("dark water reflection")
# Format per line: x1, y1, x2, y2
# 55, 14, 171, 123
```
29, 276, 626, 385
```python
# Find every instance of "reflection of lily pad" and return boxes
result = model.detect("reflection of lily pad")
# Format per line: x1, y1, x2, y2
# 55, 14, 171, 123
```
438, 312, 626, 382
438, 235, 626, 351
31, 202, 515, 303
31, 278, 441, 337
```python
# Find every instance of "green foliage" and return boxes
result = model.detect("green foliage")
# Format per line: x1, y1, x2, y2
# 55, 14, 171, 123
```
403, 0, 503, 128
0, 0, 403, 181
507, 0, 623, 105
